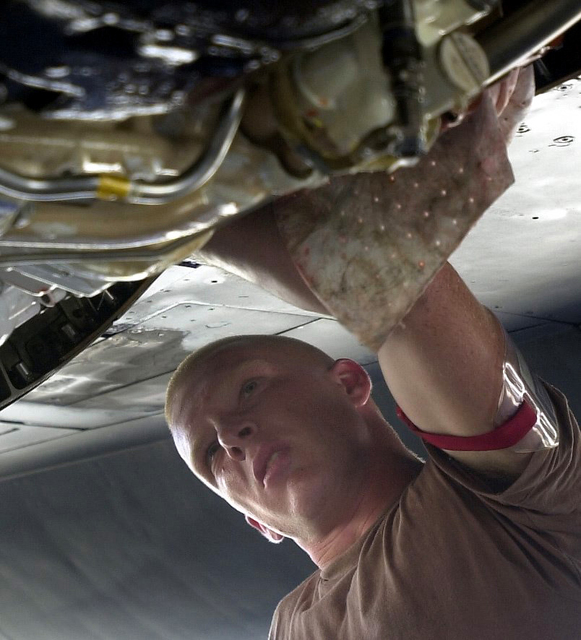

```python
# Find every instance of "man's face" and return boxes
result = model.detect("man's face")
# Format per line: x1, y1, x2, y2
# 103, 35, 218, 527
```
171, 341, 377, 540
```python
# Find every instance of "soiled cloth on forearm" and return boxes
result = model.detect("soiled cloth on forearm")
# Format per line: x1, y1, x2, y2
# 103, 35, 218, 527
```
274, 68, 533, 350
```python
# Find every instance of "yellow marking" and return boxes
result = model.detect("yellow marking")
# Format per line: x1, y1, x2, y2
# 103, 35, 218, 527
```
96, 175, 131, 200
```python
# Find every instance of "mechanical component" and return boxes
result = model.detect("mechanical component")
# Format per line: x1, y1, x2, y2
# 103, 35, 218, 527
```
380, 0, 427, 157
2, 264, 110, 297
0, 0, 577, 394
0, 282, 46, 346
128, 88, 246, 204
0, 232, 213, 289
477, 0, 581, 85
439, 32, 490, 95
0, 88, 246, 204
270, 0, 503, 171
0, 103, 217, 184
0, 268, 71, 301
0, 278, 153, 410
0, 167, 99, 203
0, 0, 381, 122
0, 199, 26, 235
0, 119, 313, 250
273, 15, 401, 169
0, 0, 576, 211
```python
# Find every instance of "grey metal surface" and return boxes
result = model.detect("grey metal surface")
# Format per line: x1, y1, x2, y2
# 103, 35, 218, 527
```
0, 438, 316, 640
451, 77, 581, 326
0, 423, 72, 453
17, 267, 320, 411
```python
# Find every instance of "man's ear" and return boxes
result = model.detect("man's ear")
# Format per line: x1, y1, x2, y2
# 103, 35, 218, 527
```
330, 358, 372, 407
245, 516, 284, 544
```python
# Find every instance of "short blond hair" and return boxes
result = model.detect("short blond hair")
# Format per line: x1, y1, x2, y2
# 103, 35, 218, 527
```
165, 334, 334, 429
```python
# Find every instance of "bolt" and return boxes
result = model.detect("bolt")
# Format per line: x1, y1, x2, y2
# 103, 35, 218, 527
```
465, 0, 499, 10
15, 362, 31, 379
62, 323, 78, 341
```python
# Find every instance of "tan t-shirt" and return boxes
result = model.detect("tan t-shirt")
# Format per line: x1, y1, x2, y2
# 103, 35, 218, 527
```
269, 384, 581, 640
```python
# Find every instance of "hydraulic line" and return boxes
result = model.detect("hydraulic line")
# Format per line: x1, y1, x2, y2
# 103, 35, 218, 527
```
0, 234, 204, 266
0, 170, 100, 203
0, 88, 246, 205
127, 88, 246, 204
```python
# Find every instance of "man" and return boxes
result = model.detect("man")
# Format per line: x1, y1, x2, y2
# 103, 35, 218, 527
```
165, 68, 581, 638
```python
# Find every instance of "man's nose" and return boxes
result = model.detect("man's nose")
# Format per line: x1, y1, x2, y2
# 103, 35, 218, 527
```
217, 422, 256, 461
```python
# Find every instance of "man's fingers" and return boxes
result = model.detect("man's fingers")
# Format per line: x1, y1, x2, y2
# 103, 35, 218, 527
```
489, 68, 521, 116
444, 66, 534, 139
488, 66, 535, 143
496, 65, 535, 143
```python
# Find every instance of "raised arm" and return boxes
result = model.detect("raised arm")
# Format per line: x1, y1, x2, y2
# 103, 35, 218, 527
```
197, 68, 536, 477
379, 261, 505, 440
376, 262, 530, 477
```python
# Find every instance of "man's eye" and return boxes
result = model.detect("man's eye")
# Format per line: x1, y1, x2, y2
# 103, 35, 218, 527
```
241, 380, 258, 397
206, 441, 221, 463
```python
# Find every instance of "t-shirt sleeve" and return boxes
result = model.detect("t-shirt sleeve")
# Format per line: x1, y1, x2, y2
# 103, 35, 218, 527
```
269, 597, 294, 640
425, 383, 581, 532
268, 606, 282, 640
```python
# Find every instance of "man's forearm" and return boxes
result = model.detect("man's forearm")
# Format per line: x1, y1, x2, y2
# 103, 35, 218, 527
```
196, 207, 329, 316
379, 262, 505, 437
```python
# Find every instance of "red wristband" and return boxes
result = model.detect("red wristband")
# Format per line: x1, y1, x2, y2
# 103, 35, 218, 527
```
396, 401, 538, 451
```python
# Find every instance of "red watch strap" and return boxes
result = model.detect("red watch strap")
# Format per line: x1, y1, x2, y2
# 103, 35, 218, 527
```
396, 401, 538, 451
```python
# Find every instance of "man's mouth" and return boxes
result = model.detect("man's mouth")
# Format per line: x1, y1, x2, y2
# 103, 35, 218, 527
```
254, 444, 290, 487
266, 451, 282, 474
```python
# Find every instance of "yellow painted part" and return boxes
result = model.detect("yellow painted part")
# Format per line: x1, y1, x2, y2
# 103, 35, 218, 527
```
96, 175, 132, 200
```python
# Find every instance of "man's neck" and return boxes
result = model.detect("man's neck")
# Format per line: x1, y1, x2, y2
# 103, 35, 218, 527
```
301, 453, 423, 569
